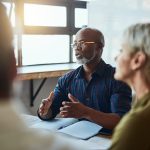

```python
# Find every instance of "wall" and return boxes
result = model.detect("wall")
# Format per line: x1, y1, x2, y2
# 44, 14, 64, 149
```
17, 77, 59, 115
87, 0, 150, 66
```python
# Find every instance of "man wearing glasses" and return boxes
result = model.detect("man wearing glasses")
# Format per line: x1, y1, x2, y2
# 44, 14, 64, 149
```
38, 27, 131, 132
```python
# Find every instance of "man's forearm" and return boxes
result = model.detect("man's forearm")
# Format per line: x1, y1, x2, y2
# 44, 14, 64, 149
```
84, 107, 121, 130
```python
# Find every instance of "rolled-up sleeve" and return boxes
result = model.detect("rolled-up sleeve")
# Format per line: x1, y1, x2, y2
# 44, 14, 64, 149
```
50, 76, 69, 119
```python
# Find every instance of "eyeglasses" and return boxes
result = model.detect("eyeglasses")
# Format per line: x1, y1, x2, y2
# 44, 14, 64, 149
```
71, 41, 96, 49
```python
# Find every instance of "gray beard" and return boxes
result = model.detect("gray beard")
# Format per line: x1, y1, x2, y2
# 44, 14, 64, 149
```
76, 58, 89, 64
76, 56, 95, 64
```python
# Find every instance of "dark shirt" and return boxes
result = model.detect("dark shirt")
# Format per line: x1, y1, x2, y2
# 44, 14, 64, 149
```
40, 60, 132, 120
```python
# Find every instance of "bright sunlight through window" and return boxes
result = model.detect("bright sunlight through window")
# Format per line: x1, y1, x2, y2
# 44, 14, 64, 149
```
24, 4, 66, 27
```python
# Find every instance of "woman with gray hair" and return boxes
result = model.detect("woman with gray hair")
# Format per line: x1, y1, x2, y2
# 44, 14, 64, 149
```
109, 23, 150, 150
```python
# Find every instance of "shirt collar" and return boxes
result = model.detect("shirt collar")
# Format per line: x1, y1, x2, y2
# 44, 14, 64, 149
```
133, 92, 150, 109
93, 59, 106, 77
75, 65, 84, 79
75, 59, 106, 79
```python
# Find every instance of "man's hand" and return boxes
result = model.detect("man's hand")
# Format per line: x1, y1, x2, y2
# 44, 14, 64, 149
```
39, 91, 54, 116
60, 93, 89, 118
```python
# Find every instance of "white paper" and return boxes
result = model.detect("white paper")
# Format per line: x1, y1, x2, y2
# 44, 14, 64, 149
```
22, 115, 111, 149
88, 136, 111, 149
30, 118, 78, 131
58, 120, 103, 140
56, 133, 110, 150
21, 114, 41, 126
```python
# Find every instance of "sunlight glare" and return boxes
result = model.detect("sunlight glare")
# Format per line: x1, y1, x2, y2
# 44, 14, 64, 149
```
24, 4, 66, 26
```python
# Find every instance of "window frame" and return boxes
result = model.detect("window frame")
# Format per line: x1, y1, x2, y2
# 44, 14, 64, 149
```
2, 0, 87, 66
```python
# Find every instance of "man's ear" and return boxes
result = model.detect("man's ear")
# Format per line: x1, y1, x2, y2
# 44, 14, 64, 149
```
131, 51, 146, 70
95, 44, 103, 55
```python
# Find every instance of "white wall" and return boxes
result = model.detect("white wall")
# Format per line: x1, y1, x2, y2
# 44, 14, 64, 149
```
87, 0, 150, 66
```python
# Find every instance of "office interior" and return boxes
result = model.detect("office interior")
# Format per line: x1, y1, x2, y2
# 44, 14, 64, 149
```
2, 0, 150, 115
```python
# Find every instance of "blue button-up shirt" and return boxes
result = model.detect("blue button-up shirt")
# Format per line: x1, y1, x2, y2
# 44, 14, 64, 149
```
50, 60, 132, 119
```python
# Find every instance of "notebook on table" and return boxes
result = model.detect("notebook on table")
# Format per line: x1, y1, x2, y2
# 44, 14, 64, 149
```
30, 118, 103, 140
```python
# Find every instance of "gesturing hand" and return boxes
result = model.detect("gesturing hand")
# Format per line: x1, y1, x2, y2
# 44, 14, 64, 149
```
60, 93, 88, 119
39, 91, 54, 116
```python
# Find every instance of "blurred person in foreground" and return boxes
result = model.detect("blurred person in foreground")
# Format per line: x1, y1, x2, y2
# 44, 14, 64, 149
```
0, 3, 88, 150
38, 27, 132, 131
109, 23, 150, 150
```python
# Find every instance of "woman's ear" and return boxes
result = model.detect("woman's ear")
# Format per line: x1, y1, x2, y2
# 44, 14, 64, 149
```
131, 51, 146, 70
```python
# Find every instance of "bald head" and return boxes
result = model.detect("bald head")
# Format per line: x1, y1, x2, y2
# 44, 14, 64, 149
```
76, 27, 105, 48
74, 27, 105, 65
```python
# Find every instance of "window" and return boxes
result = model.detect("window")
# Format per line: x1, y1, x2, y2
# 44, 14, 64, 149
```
2, 0, 87, 66
24, 4, 67, 27
72, 35, 76, 62
22, 35, 69, 65
75, 8, 88, 28
2, 2, 15, 27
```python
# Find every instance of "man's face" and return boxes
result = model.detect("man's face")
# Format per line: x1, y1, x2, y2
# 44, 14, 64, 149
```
73, 30, 99, 64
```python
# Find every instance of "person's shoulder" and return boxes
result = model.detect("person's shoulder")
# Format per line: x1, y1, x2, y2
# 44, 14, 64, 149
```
105, 63, 115, 74
103, 61, 131, 89
61, 65, 82, 79
101, 61, 115, 78
111, 108, 150, 150
133, 97, 150, 119
58, 65, 82, 84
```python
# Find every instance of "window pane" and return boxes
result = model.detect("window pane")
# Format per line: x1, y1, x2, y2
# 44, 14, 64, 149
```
73, 50, 76, 62
2, 2, 15, 27
24, 4, 66, 27
75, 8, 88, 28
22, 35, 69, 65
72, 35, 76, 62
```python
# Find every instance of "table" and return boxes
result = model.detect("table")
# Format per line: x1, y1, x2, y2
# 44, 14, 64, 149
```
22, 114, 111, 150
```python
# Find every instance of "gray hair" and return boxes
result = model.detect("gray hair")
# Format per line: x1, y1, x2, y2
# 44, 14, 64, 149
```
122, 23, 150, 82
